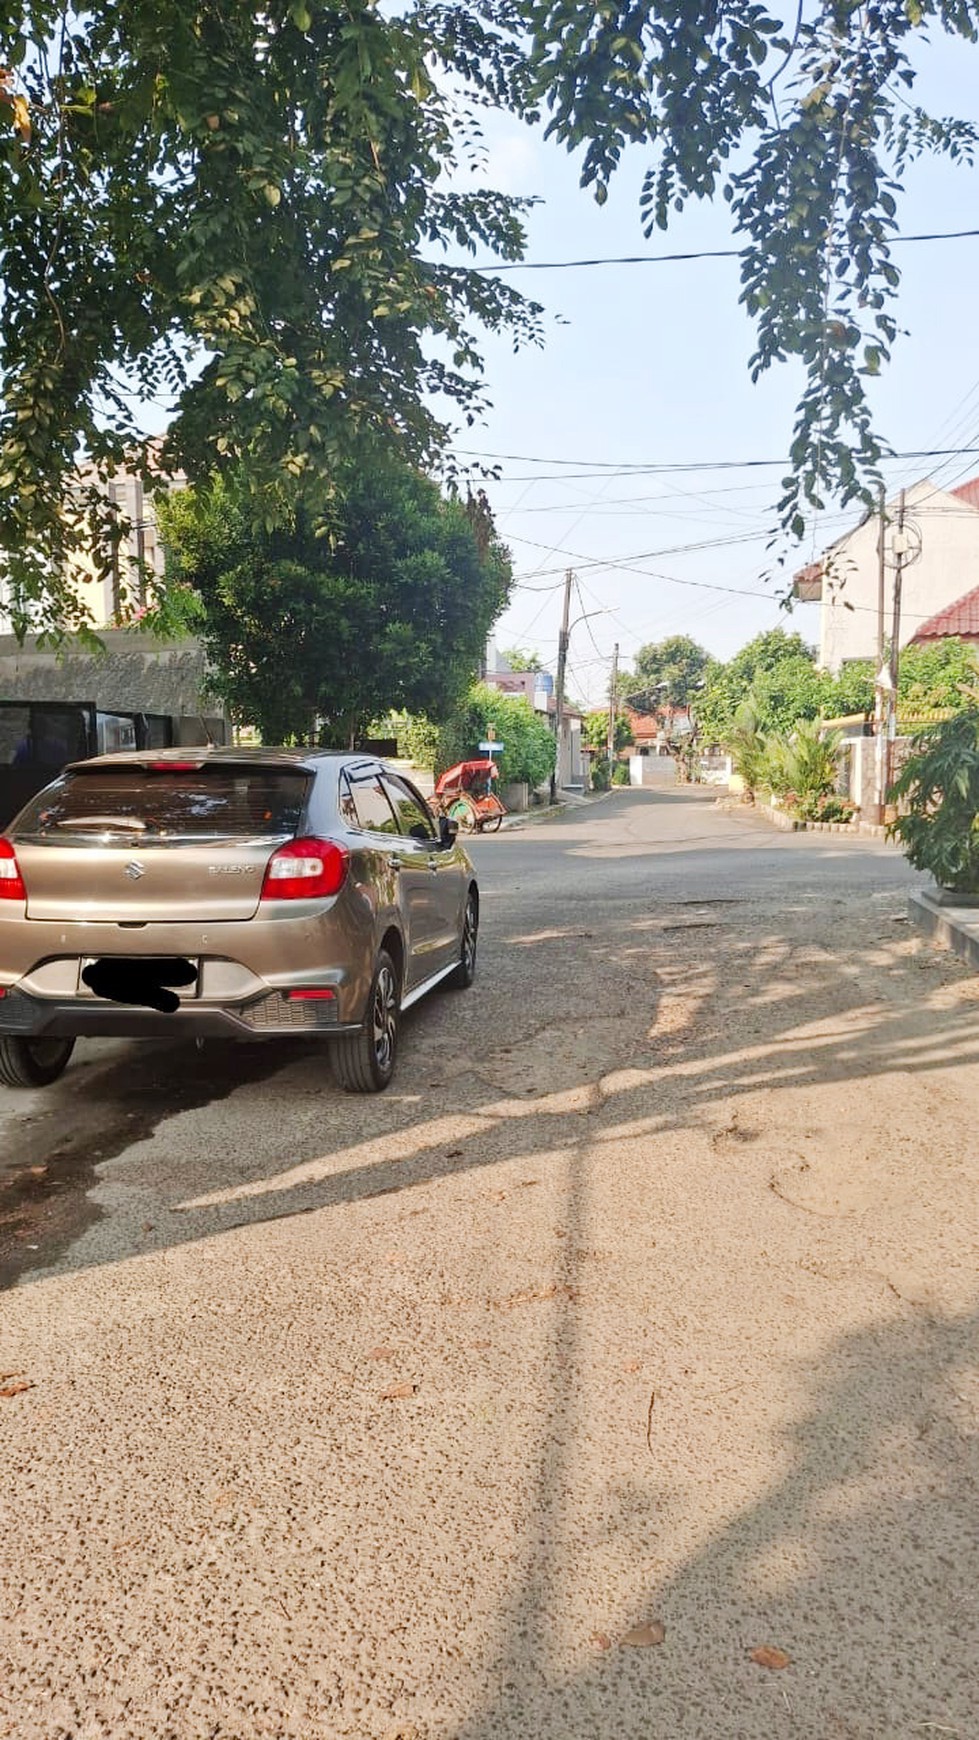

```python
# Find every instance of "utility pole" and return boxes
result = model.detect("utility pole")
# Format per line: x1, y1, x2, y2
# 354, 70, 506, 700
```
606, 641, 619, 768
872, 484, 888, 826
884, 488, 908, 808
551, 569, 573, 802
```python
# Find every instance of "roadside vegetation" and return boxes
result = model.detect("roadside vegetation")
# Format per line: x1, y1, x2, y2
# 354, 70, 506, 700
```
6, 6, 979, 633
159, 465, 511, 746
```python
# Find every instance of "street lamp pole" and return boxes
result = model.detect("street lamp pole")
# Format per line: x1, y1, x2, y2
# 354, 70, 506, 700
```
550, 569, 573, 803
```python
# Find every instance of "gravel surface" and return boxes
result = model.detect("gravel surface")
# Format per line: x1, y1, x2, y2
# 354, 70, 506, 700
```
1, 788, 976, 1740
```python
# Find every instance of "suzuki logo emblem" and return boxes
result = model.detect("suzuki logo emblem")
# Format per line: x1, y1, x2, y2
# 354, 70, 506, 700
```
124, 860, 146, 881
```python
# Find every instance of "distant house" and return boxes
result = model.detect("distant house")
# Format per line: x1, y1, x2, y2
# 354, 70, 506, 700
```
482, 645, 583, 788
0, 441, 183, 636
624, 702, 694, 756
793, 475, 979, 673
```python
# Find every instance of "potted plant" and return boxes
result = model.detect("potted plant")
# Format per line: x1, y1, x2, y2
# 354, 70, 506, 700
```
888, 704, 979, 899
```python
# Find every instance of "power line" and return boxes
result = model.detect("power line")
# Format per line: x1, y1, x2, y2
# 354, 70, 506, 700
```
456, 443, 979, 476
473, 228, 979, 273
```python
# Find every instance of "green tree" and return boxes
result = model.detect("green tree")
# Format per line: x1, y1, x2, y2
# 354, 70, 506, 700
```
820, 639, 979, 719
5, 5, 979, 630
698, 629, 832, 742
501, 647, 545, 673
898, 640, 979, 709
0, 3, 539, 635
582, 708, 631, 754
523, 2, 979, 534
890, 704, 979, 892
159, 464, 512, 743
620, 636, 710, 713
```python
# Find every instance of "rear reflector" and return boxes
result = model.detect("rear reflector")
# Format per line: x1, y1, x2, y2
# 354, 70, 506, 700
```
261, 837, 349, 901
0, 839, 25, 901
284, 987, 337, 1001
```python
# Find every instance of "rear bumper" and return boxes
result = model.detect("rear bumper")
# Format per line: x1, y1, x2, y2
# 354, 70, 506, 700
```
0, 986, 361, 1041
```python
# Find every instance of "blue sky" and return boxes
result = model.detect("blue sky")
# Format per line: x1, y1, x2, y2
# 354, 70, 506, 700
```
447, 28, 979, 708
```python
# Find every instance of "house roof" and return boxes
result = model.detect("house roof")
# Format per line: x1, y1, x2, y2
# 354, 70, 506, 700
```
951, 474, 979, 512
911, 582, 979, 643
791, 473, 979, 603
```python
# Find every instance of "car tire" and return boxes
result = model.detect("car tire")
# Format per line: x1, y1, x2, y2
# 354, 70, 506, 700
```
447, 890, 478, 990
333, 950, 400, 1093
0, 1036, 76, 1089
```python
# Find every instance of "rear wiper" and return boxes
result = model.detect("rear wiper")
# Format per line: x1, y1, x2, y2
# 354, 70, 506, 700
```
54, 815, 147, 832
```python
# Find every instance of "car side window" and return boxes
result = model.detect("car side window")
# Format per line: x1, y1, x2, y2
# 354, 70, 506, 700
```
381, 775, 437, 842
346, 774, 400, 835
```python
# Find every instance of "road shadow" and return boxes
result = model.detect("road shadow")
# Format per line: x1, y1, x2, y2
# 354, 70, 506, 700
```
3, 841, 976, 1293
436, 1163, 979, 1739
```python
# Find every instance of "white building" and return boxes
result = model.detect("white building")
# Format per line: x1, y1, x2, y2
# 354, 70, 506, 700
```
794, 476, 979, 673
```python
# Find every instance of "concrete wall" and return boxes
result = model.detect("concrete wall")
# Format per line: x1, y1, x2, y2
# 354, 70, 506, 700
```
818, 479, 979, 672
0, 631, 226, 729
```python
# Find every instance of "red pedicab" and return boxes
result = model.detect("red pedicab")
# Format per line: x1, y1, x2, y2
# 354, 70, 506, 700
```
434, 759, 506, 833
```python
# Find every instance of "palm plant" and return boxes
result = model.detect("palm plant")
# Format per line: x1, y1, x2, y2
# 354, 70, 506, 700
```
727, 696, 767, 801
764, 719, 842, 816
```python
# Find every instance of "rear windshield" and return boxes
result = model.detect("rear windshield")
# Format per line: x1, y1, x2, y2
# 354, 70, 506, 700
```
12, 767, 311, 842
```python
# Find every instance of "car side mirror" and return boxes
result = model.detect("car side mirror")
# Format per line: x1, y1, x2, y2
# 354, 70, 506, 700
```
439, 814, 459, 847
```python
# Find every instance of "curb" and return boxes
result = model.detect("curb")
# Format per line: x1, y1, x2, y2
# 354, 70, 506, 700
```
908, 888, 979, 970
715, 797, 890, 839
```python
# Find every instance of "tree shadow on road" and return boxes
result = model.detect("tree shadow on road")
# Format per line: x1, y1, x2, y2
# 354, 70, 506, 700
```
4, 859, 978, 1291
434, 1162, 978, 1740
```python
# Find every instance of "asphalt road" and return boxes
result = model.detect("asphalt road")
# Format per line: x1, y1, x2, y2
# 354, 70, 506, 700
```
1, 789, 976, 1740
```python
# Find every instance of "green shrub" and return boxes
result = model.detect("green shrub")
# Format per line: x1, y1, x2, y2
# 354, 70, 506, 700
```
764, 718, 842, 809
611, 761, 630, 785
889, 707, 979, 891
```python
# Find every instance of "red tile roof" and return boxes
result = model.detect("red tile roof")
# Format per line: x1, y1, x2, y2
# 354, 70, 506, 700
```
912, 582, 979, 643
951, 475, 979, 512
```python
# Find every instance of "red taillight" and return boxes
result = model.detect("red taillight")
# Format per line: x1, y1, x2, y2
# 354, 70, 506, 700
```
146, 760, 202, 772
261, 837, 348, 901
0, 839, 25, 902
284, 987, 337, 1001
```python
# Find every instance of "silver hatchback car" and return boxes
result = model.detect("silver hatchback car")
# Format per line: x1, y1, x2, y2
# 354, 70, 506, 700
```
0, 748, 478, 1093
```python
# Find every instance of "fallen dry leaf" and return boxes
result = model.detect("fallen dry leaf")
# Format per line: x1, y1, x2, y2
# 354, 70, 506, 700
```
621, 1621, 666, 1648
0, 1381, 34, 1398
367, 1346, 397, 1362
27, 1165, 47, 1177
590, 1631, 613, 1651
446, 1148, 464, 1158
622, 1359, 641, 1373
750, 1645, 791, 1670
490, 1190, 508, 1204
0, 1370, 25, 1381
380, 1381, 418, 1401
